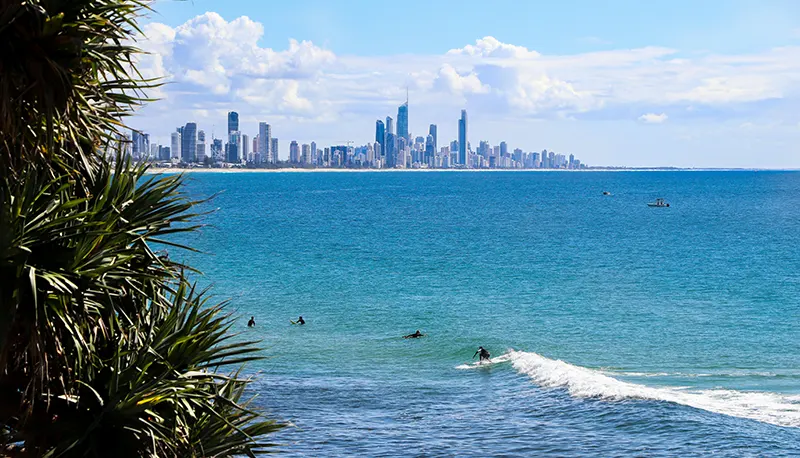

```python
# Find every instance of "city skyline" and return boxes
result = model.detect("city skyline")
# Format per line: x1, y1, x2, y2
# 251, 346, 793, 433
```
131, 1, 800, 168
129, 102, 588, 170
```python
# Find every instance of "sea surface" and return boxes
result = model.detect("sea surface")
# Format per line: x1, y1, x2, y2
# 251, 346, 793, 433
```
173, 171, 800, 456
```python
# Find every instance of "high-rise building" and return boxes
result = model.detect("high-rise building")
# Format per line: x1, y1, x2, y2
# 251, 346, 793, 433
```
569, 153, 575, 169
242, 134, 250, 161
500, 141, 508, 158
253, 135, 259, 158
458, 109, 468, 166
227, 112, 239, 136
385, 133, 397, 167
397, 100, 409, 140
181, 122, 197, 163
196, 130, 206, 163
375, 120, 385, 157
310, 141, 317, 164
386, 116, 394, 135
170, 132, 181, 160
429, 124, 437, 152
159, 146, 170, 161
301, 144, 311, 164
212, 138, 223, 162
425, 135, 435, 165
289, 141, 300, 163
227, 131, 241, 163
258, 122, 271, 163
131, 130, 149, 159
149, 143, 158, 160
271, 138, 279, 162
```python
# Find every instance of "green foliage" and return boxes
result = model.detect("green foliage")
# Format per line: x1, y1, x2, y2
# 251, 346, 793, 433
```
0, 1, 284, 456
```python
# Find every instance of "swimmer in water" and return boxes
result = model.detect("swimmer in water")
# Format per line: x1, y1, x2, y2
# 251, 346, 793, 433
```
247, 316, 255, 327
295, 316, 305, 325
403, 330, 424, 339
473, 346, 491, 362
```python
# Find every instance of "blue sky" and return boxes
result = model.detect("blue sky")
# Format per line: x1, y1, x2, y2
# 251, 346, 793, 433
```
135, 1, 800, 167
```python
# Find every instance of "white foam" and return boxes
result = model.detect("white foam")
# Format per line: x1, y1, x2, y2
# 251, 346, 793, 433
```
507, 350, 800, 428
455, 354, 511, 370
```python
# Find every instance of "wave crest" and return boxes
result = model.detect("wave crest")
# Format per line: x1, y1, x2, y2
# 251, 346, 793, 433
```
507, 350, 800, 428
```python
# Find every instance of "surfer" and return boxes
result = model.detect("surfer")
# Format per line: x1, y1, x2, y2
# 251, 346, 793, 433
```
292, 316, 305, 325
247, 316, 255, 327
403, 330, 424, 339
473, 346, 491, 362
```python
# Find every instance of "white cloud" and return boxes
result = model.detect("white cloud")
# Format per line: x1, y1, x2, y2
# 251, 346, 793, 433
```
639, 113, 669, 123
131, 15, 800, 167
447, 36, 540, 59
432, 64, 488, 94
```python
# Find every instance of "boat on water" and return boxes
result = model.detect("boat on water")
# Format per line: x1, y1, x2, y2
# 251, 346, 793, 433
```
603, 191, 611, 196
647, 198, 670, 207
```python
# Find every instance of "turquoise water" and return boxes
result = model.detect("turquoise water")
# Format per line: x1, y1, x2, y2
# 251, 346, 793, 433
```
176, 171, 800, 456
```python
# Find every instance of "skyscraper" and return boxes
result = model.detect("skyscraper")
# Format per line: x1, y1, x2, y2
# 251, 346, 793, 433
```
227, 131, 241, 163
171, 131, 180, 162
385, 132, 396, 167
386, 116, 394, 135
242, 134, 250, 161
458, 110, 468, 166
375, 120, 385, 157
227, 112, 239, 136
500, 141, 508, 158
197, 130, 206, 163
258, 122, 271, 163
271, 138, 279, 162
429, 124, 437, 152
310, 141, 317, 164
397, 100, 408, 140
301, 144, 311, 164
181, 122, 197, 163
289, 141, 300, 163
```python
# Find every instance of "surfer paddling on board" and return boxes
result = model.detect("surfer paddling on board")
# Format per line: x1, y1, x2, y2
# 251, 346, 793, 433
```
403, 330, 424, 339
247, 316, 255, 327
291, 316, 305, 325
473, 346, 491, 363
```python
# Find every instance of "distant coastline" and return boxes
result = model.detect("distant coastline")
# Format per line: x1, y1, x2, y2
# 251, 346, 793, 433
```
143, 167, 797, 174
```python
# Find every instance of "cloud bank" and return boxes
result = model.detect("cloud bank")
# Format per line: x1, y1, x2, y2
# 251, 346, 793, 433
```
132, 12, 800, 167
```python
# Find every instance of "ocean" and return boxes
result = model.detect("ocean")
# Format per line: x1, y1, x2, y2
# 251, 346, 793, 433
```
174, 170, 800, 456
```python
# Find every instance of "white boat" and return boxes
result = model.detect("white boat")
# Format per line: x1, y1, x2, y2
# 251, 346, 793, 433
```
647, 198, 670, 207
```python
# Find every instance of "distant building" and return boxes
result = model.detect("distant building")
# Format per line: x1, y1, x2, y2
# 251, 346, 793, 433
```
375, 120, 385, 159
242, 134, 249, 161
386, 116, 394, 135
197, 130, 206, 163
227, 112, 238, 136
181, 122, 197, 163
397, 100, 409, 140
301, 144, 311, 164
258, 122, 271, 163
170, 132, 181, 160
385, 133, 397, 167
458, 110, 468, 166
271, 138, 279, 162
227, 131, 241, 163
289, 141, 300, 163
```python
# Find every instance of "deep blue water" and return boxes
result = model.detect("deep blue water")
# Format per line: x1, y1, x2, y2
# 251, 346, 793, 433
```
174, 171, 800, 456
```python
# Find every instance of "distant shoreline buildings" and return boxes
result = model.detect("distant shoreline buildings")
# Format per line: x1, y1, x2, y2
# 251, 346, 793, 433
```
126, 99, 588, 170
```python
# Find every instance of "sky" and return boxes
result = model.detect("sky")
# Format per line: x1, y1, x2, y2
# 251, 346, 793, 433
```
132, 0, 800, 167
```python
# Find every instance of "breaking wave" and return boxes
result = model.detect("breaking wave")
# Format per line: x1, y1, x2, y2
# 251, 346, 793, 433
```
506, 350, 800, 428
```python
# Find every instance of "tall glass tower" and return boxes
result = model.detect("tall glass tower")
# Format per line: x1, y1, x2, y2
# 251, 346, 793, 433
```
397, 102, 408, 140
227, 111, 239, 136
181, 122, 197, 163
375, 120, 385, 158
458, 110, 467, 166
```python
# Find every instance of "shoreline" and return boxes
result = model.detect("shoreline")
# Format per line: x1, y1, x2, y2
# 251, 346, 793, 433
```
143, 167, 798, 174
